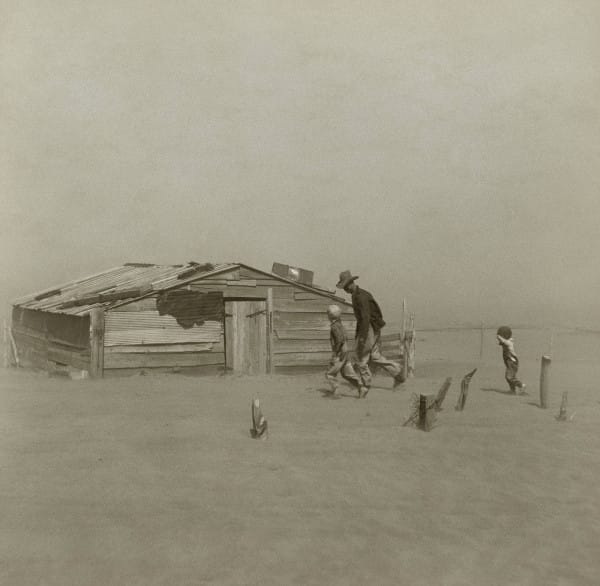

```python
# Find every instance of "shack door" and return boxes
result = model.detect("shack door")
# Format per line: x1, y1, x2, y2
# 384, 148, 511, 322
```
224, 300, 267, 374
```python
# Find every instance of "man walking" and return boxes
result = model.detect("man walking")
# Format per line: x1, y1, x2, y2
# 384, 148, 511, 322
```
336, 270, 405, 397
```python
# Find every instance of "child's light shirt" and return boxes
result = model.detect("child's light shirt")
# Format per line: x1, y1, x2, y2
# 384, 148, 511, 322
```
498, 335, 518, 363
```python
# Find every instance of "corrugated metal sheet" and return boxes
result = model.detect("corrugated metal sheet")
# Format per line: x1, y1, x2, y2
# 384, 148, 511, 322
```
12, 261, 347, 315
104, 312, 223, 346
13, 263, 236, 315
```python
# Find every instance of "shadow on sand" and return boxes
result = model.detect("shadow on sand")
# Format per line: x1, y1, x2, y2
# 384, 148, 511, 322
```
316, 386, 358, 400
525, 401, 544, 408
481, 387, 516, 396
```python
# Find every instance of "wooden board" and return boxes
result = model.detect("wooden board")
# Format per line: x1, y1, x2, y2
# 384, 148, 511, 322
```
47, 345, 90, 370
110, 298, 159, 312
103, 364, 225, 377
204, 268, 239, 281
255, 279, 292, 287
190, 283, 271, 299
12, 330, 49, 353
272, 288, 294, 299
224, 300, 267, 374
105, 342, 223, 354
104, 351, 225, 369
238, 267, 259, 279
274, 339, 333, 354
273, 351, 333, 367
293, 291, 328, 301
12, 323, 88, 351
221, 287, 269, 299
275, 329, 331, 340
274, 312, 355, 330
274, 300, 353, 313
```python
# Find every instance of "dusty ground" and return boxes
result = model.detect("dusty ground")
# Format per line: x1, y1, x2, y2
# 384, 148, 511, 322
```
1, 339, 599, 585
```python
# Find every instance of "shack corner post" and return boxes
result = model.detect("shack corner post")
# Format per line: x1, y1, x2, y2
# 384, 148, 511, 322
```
89, 307, 105, 378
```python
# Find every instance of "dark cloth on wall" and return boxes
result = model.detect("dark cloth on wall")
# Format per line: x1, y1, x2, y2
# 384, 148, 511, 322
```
156, 290, 224, 328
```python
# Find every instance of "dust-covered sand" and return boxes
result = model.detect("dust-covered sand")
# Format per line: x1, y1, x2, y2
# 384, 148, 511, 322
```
1, 330, 599, 586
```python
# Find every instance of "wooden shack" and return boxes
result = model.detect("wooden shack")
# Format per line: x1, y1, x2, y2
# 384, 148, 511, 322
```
9, 262, 402, 377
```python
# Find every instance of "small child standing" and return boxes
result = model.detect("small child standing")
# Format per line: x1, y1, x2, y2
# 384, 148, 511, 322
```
326, 305, 363, 396
496, 326, 526, 394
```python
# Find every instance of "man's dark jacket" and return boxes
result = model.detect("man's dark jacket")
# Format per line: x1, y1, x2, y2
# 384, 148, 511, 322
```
351, 286, 386, 340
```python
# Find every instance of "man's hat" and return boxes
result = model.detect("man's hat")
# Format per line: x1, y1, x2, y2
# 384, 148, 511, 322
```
336, 270, 359, 289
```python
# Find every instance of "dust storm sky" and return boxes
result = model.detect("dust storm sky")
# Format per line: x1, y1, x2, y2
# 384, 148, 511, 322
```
1, 1, 599, 327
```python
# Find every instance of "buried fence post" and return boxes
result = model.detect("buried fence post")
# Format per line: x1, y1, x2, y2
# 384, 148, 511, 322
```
539, 355, 551, 409
434, 377, 453, 411
250, 398, 268, 439
418, 394, 436, 431
455, 368, 478, 411
403, 393, 436, 430
556, 391, 568, 421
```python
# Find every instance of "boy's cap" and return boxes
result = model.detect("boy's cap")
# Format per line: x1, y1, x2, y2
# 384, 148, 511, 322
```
327, 304, 342, 318
336, 270, 359, 289
497, 326, 512, 338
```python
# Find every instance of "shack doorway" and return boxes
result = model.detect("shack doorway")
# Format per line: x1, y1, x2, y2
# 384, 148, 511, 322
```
224, 300, 268, 374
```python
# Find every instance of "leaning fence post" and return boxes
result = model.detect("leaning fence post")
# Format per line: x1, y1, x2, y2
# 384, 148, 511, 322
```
434, 377, 453, 411
539, 355, 551, 409
455, 368, 477, 411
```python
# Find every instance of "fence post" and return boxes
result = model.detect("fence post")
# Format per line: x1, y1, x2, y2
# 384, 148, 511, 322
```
539, 355, 551, 408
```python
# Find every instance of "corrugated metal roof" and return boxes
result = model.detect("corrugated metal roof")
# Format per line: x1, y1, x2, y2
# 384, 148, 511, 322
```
13, 261, 349, 315
13, 263, 236, 315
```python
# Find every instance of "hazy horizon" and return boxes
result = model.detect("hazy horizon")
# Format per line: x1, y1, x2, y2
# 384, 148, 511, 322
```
2, 1, 599, 329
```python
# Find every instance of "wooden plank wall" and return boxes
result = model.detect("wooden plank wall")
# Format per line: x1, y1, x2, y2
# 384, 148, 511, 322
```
104, 298, 225, 375
104, 266, 402, 375
11, 313, 90, 371
218, 267, 402, 370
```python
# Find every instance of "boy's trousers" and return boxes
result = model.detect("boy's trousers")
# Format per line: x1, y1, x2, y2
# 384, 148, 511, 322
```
326, 354, 361, 388
504, 358, 523, 391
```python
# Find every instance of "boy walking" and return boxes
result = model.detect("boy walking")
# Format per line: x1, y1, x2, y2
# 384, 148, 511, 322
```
325, 305, 363, 396
496, 326, 526, 394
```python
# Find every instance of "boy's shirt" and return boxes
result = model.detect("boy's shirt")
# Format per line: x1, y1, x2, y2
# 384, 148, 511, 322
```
498, 335, 518, 364
329, 319, 348, 357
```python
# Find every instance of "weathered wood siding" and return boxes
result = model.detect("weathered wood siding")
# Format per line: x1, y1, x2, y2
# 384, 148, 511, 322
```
210, 266, 401, 371
12, 265, 402, 377
103, 299, 224, 375
10, 308, 90, 371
